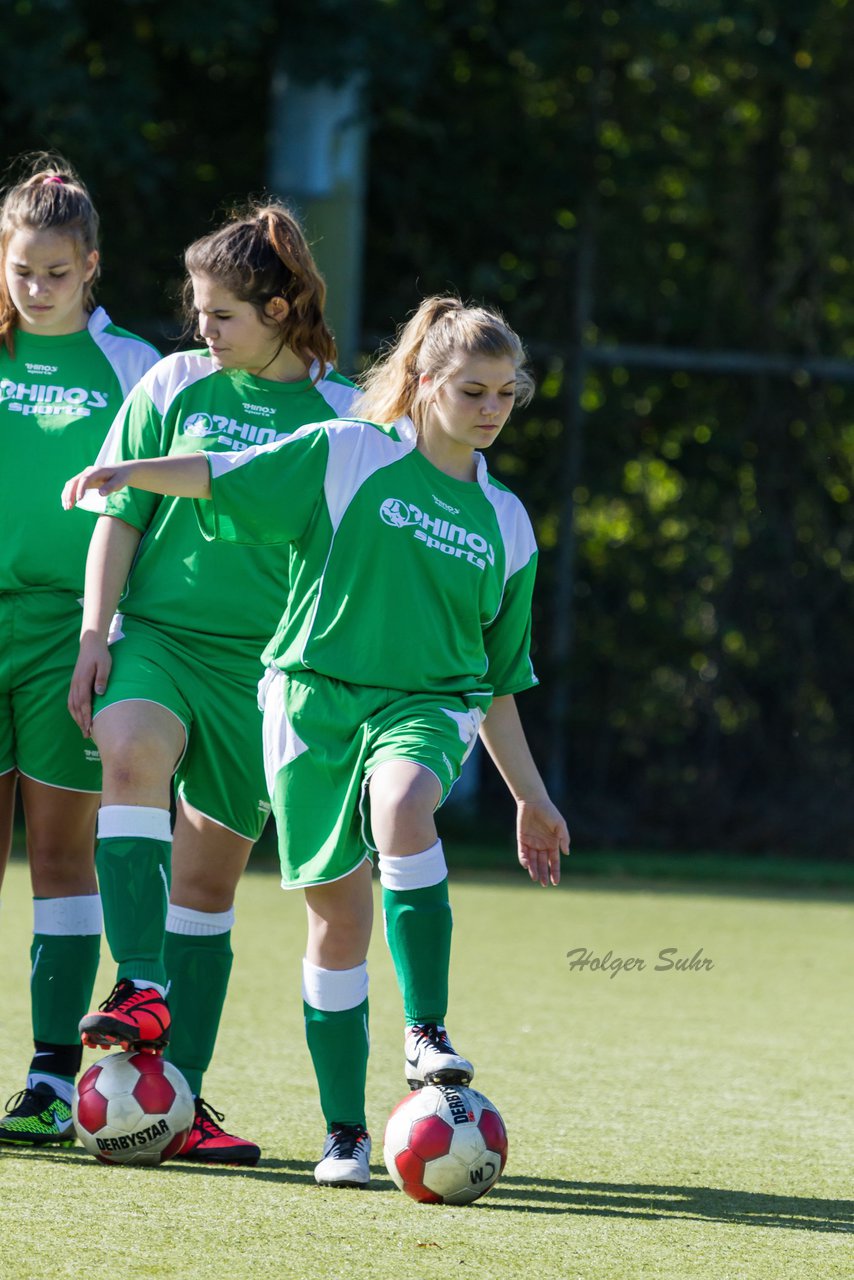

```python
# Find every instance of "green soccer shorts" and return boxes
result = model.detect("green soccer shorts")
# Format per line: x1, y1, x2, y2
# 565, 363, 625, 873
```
0, 590, 101, 793
259, 667, 487, 889
93, 617, 271, 840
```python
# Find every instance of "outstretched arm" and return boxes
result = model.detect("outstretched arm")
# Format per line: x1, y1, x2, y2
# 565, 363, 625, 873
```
478, 694, 570, 887
62, 454, 211, 510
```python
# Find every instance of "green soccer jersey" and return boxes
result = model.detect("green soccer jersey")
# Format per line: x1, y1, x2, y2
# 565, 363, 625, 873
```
0, 308, 159, 593
197, 418, 539, 701
80, 353, 358, 650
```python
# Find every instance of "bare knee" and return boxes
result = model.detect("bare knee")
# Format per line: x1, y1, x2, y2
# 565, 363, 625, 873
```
28, 840, 97, 896
93, 713, 182, 805
369, 763, 441, 857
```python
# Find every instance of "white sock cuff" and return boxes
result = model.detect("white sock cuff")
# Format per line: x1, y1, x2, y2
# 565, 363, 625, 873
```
302, 958, 368, 1012
165, 904, 235, 936
98, 805, 173, 842
378, 841, 447, 892
27, 1074, 74, 1105
33, 895, 102, 937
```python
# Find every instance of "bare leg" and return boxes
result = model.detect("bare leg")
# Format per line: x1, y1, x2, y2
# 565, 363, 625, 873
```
19, 775, 98, 897
171, 798, 253, 912
93, 700, 185, 806
304, 858, 374, 969
367, 759, 442, 858
0, 770, 17, 894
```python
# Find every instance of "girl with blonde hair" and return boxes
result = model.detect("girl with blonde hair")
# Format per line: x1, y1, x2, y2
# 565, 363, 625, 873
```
64, 295, 569, 1184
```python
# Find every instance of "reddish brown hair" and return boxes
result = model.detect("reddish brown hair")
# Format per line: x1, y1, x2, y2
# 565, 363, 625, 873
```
183, 201, 337, 379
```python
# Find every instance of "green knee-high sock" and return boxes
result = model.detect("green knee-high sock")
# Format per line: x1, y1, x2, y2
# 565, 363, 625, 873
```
304, 1001, 369, 1129
164, 926, 233, 1098
30, 895, 101, 1083
31, 932, 101, 1048
382, 879, 452, 1025
96, 807, 172, 986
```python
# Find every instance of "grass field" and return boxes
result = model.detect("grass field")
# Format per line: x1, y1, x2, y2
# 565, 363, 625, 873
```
0, 857, 851, 1279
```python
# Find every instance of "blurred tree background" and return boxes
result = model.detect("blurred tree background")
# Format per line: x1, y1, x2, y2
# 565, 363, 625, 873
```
3, 0, 852, 856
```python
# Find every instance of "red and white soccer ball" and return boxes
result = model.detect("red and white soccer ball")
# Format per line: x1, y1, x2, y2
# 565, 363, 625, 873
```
383, 1084, 508, 1205
73, 1050, 194, 1166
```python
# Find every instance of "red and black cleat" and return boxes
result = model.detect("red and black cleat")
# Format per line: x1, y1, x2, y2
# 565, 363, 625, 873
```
79, 979, 171, 1054
174, 1097, 261, 1166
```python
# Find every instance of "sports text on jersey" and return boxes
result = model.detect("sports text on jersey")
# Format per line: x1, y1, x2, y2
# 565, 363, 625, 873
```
241, 402, 276, 416
379, 498, 495, 570
183, 410, 288, 450
0, 377, 109, 417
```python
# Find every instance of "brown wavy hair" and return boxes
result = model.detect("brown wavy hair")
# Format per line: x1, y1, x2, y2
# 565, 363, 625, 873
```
183, 201, 337, 380
357, 295, 535, 430
0, 153, 100, 356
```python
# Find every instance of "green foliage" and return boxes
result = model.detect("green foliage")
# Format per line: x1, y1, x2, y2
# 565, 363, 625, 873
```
359, 0, 854, 853
2, 0, 853, 851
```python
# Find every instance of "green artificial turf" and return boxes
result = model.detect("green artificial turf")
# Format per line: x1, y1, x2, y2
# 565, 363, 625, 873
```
0, 859, 850, 1279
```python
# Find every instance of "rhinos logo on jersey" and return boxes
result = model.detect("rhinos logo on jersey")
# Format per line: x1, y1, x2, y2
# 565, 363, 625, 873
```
379, 498, 495, 570
183, 412, 219, 437
379, 498, 416, 528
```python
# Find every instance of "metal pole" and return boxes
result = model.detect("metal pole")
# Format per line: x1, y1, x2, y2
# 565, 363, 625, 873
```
547, 208, 595, 809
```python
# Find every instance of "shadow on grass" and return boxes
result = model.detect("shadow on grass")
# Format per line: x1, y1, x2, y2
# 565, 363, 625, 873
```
481, 1175, 854, 1233
17, 1148, 852, 1232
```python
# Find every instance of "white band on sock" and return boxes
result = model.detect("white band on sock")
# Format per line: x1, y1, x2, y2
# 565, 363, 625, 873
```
302, 958, 368, 1012
98, 805, 173, 842
378, 841, 447, 892
27, 1074, 74, 1105
33, 895, 102, 937
165, 904, 235, 936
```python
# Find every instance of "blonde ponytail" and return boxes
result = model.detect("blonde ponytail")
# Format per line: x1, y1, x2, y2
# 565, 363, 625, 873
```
359, 296, 534, 428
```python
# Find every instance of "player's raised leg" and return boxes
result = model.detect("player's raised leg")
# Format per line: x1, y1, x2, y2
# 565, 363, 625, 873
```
77, 701, 181, 1054
369, 759, 474, 1090
304, 860, 374, 1188
164, 798, 259, 1165
0, 777, 99, 1147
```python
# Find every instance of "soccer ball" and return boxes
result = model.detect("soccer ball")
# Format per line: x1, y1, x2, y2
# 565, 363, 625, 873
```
383, 1084, 508, 1205
73, 1051, 194, 1166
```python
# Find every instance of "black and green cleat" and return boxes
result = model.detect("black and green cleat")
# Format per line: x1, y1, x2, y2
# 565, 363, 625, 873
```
0, 1083, 75, 1148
